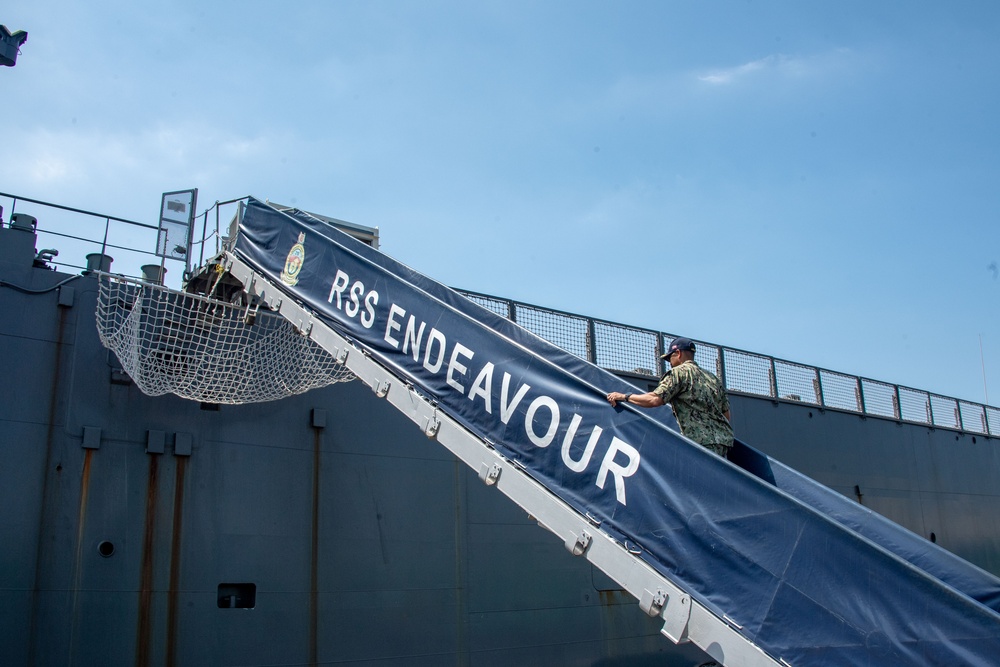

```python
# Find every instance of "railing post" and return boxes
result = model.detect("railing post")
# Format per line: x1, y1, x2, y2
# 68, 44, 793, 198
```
655, 333, 666, 377
586, 318, 597, 365
102, 216, 111, 259
198, 210, 208, 268
717, 347, 727, 391
769, 358, 777, 399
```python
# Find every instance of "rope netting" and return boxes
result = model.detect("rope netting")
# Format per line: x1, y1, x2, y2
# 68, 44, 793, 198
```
96, 274, 353, 404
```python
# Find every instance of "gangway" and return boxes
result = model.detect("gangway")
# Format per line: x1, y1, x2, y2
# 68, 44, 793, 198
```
156, 198, 1000, 665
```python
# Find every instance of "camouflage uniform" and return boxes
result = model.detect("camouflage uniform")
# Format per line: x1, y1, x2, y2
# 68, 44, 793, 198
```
653, 360, 733, 456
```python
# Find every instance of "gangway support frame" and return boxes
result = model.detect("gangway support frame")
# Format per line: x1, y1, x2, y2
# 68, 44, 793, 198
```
224, 253, 782, 667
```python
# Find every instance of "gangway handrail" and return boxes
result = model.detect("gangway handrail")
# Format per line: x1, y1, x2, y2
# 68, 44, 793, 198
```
223, 251, 782, 667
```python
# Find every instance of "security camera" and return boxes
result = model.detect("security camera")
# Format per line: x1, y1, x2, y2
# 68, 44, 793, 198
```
1, 25, 28, 67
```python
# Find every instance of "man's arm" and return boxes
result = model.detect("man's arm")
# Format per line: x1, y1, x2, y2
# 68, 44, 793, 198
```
606, 391, 665, 408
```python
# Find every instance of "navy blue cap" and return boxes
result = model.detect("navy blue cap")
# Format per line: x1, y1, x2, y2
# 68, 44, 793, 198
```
661, 337, 696, 359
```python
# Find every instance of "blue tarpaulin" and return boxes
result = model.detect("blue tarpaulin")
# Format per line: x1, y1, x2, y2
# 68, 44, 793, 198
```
235, 198, 1000, 666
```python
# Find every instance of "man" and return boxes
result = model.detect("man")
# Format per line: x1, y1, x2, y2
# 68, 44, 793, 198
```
606, 337, 733, 458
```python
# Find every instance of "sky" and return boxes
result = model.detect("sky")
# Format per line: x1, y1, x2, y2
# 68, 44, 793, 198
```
3, 1, 999, 408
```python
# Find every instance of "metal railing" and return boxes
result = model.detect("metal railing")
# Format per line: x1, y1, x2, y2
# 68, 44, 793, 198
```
0, 191, 243, 287
459, 290, 999, 438
3, 190, 994, 437
0, 191, 166, 279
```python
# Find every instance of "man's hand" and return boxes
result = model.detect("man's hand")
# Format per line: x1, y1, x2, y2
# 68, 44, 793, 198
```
607, 391, 666, 409
606, 392, 628, 407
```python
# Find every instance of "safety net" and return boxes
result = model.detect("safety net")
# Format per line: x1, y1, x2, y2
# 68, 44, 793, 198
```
96, 274, 354, 404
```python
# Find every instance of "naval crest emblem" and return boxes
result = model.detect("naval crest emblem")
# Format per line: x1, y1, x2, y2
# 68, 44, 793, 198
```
280, 232, 306, 286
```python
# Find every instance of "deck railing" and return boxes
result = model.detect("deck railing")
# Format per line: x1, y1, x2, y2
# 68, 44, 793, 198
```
0, 191, 242, 286
3, 191, 995, 437
459, 290, 1000, 438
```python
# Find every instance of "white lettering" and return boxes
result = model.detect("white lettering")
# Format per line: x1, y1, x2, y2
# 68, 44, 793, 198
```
467, 362, 494, 413
447, 343, 474, 393
561, 415, 603, 473
524, 395, 559, 448
596, 437, 641, 506
346, 281, 364, 317
423, 328, 447, 373
361, 290, 378, 329
370, 300, 642, 506
384, 304, 405, 348
328, 270, 350, 309
404, 316, 427, 362
500, 373, 531, 424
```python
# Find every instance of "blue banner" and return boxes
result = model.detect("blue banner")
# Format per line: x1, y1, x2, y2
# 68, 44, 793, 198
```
235, 198, 1000, 666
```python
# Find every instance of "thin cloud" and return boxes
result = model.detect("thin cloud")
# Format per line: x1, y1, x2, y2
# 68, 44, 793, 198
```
696, 49, 854, 86
3, 124, 275, 193
698, 56, 779, 84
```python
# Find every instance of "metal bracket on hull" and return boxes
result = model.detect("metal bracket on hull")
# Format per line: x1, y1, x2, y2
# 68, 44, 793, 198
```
424, 415, 441, 438
565, 530, 592, 556
641, 588, 692, 644
373, 379, 391, 398
640, 587, 667, 616
478, 462, 502, 486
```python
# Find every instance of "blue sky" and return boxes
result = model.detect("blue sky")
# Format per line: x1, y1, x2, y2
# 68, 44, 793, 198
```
3, 1, 999, 407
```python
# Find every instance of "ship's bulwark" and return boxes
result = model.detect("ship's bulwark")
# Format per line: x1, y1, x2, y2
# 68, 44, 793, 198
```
2, 215, 1000, 665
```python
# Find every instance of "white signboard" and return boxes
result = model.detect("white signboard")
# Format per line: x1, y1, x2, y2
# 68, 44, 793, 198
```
157, 189, 198, 268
